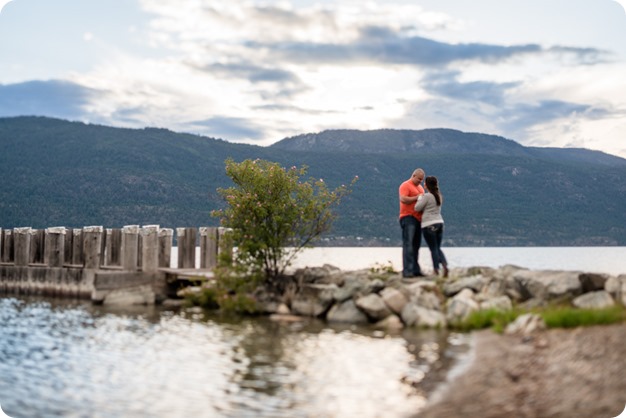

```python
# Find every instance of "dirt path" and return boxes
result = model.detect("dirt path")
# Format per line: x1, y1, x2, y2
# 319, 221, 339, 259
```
417, 323, 626, 418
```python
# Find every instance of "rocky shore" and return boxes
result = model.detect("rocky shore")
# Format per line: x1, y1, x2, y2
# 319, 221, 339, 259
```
248, 264, 626, 417
253, 264, 626, 331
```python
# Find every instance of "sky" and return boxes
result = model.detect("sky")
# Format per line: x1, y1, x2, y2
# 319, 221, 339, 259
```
1, 0, 625, 158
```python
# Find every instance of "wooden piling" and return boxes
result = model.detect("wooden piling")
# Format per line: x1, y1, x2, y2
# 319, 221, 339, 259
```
105, 228, 122, 267
2, 229, 14, 263
176, 227, 197, 269
71, 228, 84, 266
30, 229, 45, 264
83, 226, 103, 269
44, 227, 66, 267
121, 225, 140, 271
158, 228, 173, 268
200, 227, 219, 269
14, 227, 32, 266
141, 225, 159, 273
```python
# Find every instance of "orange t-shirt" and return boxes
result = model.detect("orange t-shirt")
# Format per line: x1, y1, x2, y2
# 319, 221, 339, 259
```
399, 179, 424, 220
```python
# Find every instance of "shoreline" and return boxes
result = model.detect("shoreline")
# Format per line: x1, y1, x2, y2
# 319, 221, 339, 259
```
417, 323, 626, 417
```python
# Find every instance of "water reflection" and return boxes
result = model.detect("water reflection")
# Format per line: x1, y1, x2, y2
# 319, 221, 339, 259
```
0, 297, 469, 418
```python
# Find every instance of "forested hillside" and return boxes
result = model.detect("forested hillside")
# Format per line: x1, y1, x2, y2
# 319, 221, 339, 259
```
1, 116, 625, 246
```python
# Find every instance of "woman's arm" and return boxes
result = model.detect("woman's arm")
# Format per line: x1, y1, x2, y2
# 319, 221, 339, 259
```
414, 193, 431, 212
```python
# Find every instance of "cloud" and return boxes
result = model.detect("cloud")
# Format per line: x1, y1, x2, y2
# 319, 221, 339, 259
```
245, 24, 608, 67
421, 71, 520, 106
0, 80, 99, 120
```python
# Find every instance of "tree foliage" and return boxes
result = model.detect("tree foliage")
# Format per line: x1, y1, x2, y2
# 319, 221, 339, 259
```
212, 158, 357, 279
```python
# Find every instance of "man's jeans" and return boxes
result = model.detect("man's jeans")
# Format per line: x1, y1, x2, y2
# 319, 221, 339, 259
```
422, 223, 447, 272
400, 216, 422, 277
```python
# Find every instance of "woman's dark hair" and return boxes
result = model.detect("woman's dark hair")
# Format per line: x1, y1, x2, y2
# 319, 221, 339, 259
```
425, 176, 442, 206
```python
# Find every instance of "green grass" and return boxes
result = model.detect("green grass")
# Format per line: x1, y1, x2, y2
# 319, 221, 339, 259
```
454, 308, 522, 332
540, 305, 625, 328
457, 304, 625, 332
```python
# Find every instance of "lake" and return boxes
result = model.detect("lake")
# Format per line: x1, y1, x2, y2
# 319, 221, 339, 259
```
177, 246, 626, 276
0, 297, 470, 418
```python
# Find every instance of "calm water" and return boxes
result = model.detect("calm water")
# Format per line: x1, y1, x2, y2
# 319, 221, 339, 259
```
0, 297, 470, 418
179, 246, 626, 276
289, 246, 626, 276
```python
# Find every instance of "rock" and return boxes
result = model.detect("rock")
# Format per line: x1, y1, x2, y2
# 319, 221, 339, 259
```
480, 295, 513, 312
373, 314, 404, 330
505, 313, 546, 335
276, 303, 290, 314
355, 293, 392, 321
401, 302, 447, 328
269, 314, 305, 322
327, 299, 369, 323
579, 273, 610, 293
479, 278, 508, 300
446, 288, 479, 324
513, 270, 582, 302
333, 273, 380, 302
294, 264, 342, 285
572, 291, 615, 309
291, 284, 337, 317
380, 287, 408, 315
605, 276, 621, 297
443, 275, 489, 297
415, 290, 442, 311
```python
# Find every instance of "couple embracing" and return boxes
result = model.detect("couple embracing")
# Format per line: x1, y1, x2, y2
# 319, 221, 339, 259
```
398, 168, 449, 278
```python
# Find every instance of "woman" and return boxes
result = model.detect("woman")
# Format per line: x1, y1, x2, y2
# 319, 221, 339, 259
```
414, 176, 449, 277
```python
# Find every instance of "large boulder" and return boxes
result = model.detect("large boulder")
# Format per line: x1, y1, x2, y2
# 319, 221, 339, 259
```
327, 299, 369, 323
480, 295, 513, 312
512, 270, 582, 302
291, 284, 337, 317
572, 291, 615, 310
579, 273, 610, 293
442, 275, 489, 297
332, 273, 379, 302
380, 287, 408, 315
446, 288, 479, 324
294, 264, 343, 285
355, 293, 392, 321
401, 302, 447, 328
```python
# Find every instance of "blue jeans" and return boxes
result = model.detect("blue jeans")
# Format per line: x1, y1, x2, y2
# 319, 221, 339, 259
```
400, 216, 422, 277
422, 223, 447, 272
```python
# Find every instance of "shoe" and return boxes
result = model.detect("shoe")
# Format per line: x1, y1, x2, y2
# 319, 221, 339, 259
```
443, 266, 449, 278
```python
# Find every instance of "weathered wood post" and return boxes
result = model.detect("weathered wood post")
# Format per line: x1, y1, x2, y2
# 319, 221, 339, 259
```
44, 227, 66, 267
29, 229, 45, 264
71, 228, 84, 265
141, 225, 159, 273
1, 229, 13, 263
83, 226, 104, 269
200, 227, 219, 269
14, 227, 32, 266
176, 227, 197, 269
105, 228, 122, 267
158, 228, 173, 268
121, 225, 140, 271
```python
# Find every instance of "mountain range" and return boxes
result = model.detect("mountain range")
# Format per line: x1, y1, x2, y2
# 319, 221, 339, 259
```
1, 116, 625, 246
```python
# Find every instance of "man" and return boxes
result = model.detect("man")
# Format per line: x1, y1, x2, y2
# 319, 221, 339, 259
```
398, 168, 425, 277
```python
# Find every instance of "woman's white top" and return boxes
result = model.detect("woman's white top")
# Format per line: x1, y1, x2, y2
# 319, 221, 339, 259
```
414, 193, 444, 228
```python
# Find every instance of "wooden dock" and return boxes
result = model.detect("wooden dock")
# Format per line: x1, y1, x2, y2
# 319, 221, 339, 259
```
0, 225, 230, 304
